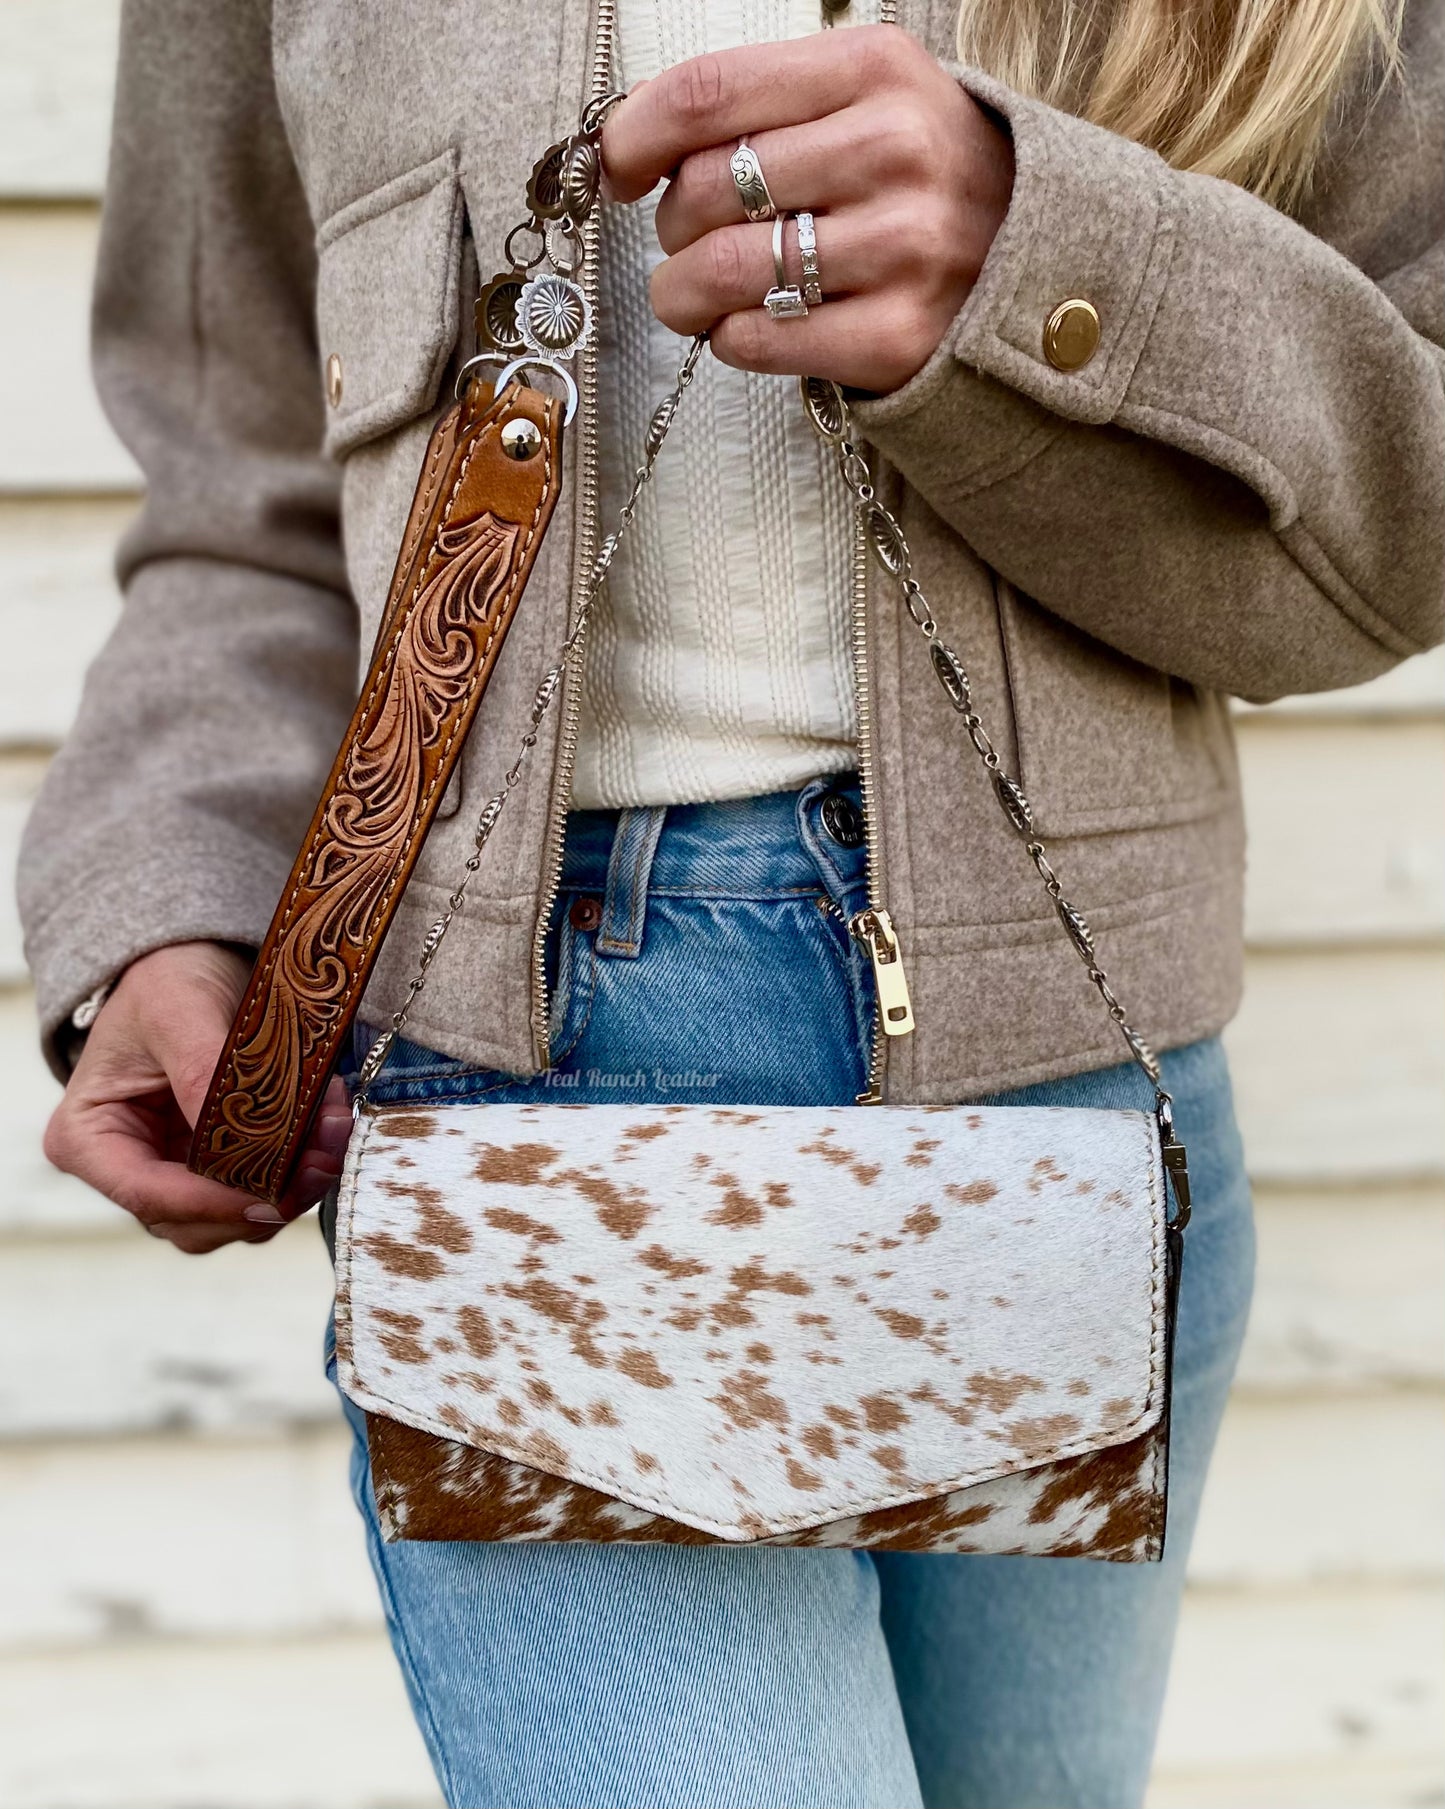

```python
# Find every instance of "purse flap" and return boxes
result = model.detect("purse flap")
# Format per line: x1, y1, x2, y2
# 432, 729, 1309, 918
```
335, 1102, 1169, 1542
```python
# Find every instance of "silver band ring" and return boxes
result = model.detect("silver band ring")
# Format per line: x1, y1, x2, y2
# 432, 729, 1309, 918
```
764, 213, 809, 320
796, 210, 823, 308
730, 139, 778, 223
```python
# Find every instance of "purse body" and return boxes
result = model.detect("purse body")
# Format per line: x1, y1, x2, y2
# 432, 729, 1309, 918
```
336, 1098, 1175, 1559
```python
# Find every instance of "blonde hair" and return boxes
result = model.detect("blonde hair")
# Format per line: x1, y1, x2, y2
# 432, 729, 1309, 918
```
955, 0, 1405, 205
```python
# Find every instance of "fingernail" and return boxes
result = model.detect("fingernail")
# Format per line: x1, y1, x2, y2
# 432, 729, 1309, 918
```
243, 1203, 285, 1225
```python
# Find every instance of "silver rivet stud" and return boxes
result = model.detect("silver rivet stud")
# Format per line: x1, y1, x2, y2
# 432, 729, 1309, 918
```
500, 416, 543, 461
325, 352, 343, 408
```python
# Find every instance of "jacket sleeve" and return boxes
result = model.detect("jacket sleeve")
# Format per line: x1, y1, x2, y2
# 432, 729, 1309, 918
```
17, 0, 356, 1075
853, 3, 1445, 702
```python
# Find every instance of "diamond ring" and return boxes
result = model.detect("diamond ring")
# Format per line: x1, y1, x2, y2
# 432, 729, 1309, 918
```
763, 214, 808, 320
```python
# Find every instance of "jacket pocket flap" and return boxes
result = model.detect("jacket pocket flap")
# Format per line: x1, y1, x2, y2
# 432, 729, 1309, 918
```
316, 152, 464, 461
335, 1101, 1169, 1543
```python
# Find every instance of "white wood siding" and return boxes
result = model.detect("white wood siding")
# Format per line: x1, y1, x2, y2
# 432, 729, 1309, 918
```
0, 8, 1440, 1805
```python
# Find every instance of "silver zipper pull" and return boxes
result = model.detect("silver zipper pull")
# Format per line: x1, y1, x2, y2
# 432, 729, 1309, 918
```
850, 908, 915, 1037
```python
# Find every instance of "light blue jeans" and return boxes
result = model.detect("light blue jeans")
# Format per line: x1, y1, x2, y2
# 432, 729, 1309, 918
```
329, 778, 1254, 1809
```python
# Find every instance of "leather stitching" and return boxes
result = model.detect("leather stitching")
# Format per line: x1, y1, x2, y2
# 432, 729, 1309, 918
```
196, 388, 560, 1191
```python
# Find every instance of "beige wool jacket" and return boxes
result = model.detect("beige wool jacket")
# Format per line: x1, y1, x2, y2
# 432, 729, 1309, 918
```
18, 0, 1445, 1101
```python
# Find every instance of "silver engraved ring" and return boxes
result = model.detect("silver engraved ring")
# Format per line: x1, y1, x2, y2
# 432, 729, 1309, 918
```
730, 139, 778, 223
795, 210, 823, 308
763, 213, 809, 320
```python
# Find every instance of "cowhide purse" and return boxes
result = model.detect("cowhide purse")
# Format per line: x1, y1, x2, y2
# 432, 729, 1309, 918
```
191, 97, 1191, 1560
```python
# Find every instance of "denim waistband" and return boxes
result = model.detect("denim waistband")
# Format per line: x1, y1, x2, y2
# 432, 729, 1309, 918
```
558, 775, 867, 901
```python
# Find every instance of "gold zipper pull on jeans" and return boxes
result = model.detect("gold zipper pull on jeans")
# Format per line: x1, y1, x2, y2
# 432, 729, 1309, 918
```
850, 908, 915, 1037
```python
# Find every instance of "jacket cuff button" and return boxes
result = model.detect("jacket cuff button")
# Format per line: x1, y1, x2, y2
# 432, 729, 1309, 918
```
1043, 299, 1100, 372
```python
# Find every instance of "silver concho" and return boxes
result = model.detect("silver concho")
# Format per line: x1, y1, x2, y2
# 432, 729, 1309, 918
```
645, 394, 678, 459
475, 274, 528, 354
526, 139, 572, 220
863, 501, 910, 580
929, 642, 971, 712
516, 274, 593, 358
527, 135, 601, 224
991, 770, 1035, 838
799, 375, 847, 443
1054, 898, 1096, 961
561, 136, 602, 220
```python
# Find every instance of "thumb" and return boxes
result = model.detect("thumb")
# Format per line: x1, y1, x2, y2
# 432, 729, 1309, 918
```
108, 942, 252, 1129
160, 997, 235, 1132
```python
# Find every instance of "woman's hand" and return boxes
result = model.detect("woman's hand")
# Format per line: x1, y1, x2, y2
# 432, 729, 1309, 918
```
43, 942, 351, 1254
602, 26, 1014, 396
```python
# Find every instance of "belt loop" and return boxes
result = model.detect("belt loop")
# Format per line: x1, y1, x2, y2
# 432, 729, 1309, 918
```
596, 806, 667, 959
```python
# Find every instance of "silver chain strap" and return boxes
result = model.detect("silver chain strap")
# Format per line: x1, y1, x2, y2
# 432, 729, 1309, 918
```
797, 378, 1172, 1113
797, 379, 1188, 1205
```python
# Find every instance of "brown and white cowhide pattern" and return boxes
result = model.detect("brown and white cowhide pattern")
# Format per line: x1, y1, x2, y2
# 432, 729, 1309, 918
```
335, 1102, 1169, 1557
366, 1416, 1167, 1559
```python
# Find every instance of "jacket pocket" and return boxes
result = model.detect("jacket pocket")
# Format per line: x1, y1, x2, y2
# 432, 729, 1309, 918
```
317, 153, 469, 816
315, 150, 465, 462
996, 580, 1234, 837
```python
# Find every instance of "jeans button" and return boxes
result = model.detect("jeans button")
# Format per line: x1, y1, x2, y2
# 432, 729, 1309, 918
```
820, 792, 865, 849
569, 896, 603, 931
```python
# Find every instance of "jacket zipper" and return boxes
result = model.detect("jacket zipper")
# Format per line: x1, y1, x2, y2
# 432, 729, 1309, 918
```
845, 519, 897, 1102
530, 0, 618, 1064
532, 0, 912, 1085
846, 0, 905, 1103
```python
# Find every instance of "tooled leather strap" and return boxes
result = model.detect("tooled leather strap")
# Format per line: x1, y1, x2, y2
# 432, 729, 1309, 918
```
188, 378, 566, 1204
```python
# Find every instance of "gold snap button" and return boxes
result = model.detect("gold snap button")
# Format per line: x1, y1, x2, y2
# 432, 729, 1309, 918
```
325, 352, 344, 408
500, 415, 543, 461
1043, 299, 1100, 372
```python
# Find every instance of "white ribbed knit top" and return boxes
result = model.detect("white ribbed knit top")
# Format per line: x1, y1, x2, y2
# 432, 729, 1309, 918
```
573, 0, 873, 809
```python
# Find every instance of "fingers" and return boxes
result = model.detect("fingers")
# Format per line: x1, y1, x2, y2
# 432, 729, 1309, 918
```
149, 1220, 283, 1255
651, 204, 960, 394
653, 112, 879, 253
652, 208, 901, 335
58, 1075, 349, 1224
603, 26, 926, 201
46, 939, 354, 1246
49, 1091, 344, 1246
308, 1075, 354, 1171
48, 1100, 267, 1225
152, 979, 247, 1133
709, 292, 945, 394
282, 1076, 354, 1216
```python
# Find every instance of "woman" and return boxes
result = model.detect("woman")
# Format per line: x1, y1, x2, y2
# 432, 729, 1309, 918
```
20, 0, 1442, 1802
